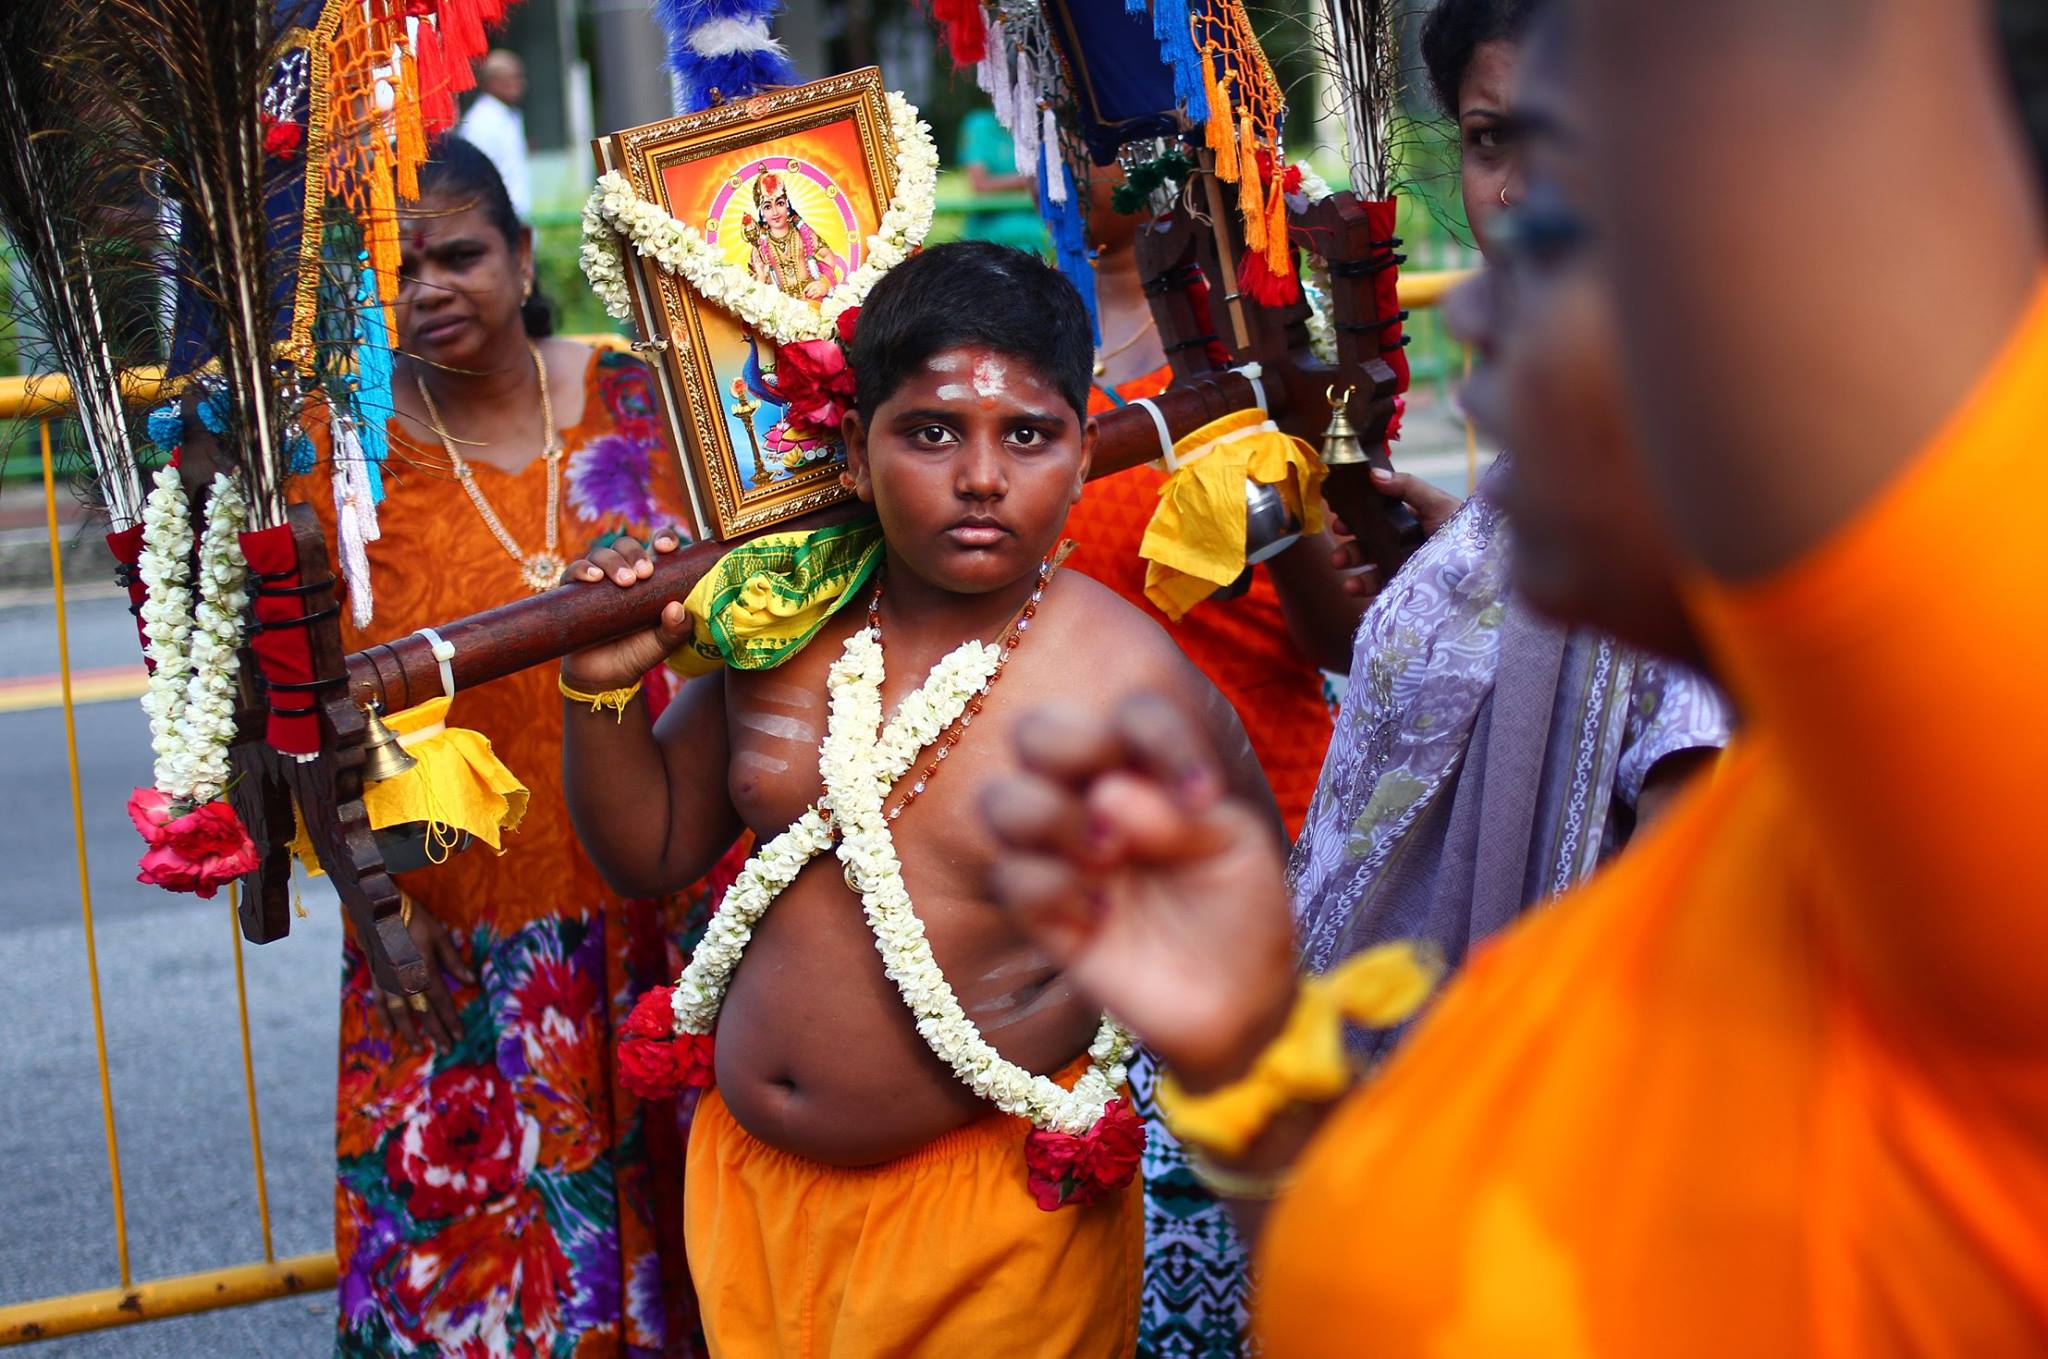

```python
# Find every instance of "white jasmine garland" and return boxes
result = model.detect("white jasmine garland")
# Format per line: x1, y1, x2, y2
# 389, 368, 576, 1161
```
139, 464, 197, 797
138, 468, 252, 807
582, 92, 938, 344
665, 627, 1132, 1136
180, 475, 250, 803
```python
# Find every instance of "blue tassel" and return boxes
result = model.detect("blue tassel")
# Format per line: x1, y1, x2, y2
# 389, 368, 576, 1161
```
353, 267, 391, 504
1040, 144, 1100, 345
1131, 0, 1208, 126
652, 0, 800, 114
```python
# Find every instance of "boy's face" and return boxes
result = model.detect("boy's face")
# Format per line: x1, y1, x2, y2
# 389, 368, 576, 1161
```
844, 344, 1094, 596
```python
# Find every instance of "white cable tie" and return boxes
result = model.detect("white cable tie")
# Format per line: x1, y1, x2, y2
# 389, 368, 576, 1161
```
1131, 397, 1179, 472
1232, 361, 1268, 414
413, 626, 456, 701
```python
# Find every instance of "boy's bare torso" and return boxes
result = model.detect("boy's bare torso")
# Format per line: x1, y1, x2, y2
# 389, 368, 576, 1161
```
710, 571, 1224, 1165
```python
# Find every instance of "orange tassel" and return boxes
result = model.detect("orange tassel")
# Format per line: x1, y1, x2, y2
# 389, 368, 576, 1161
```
1202, 49, 1239, 183
368, 143, 402, 307
396, 51, 426, 201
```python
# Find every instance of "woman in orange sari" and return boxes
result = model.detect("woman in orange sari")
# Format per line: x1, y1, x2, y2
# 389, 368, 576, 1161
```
300, 140, 716, 1357
982, 1, 2048, 1352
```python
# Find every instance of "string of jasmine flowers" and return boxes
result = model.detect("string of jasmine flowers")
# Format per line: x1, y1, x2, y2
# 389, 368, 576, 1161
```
581, 92, 939, 345
139, 468, 252, 807
665, 625, 1132, 1137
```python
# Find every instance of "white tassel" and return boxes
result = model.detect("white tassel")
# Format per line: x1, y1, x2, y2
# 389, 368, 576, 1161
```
978, 20, 1009, 113
1042, 106, 1067, 204
1011, 50, 1039, 183
331, 414, 379, 629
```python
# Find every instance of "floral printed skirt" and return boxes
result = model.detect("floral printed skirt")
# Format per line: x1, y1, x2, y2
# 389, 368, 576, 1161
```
334, 897, 714, 1358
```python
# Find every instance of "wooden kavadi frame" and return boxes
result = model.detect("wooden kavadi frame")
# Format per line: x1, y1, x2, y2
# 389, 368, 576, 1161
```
595, 68, 898, 539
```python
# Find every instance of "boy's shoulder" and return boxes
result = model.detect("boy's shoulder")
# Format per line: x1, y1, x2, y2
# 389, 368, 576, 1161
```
1031, 567, 1203, 693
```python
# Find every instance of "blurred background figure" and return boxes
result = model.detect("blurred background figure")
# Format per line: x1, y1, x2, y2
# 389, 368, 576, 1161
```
954, 105, 1047, 255
461, 49, 534, 218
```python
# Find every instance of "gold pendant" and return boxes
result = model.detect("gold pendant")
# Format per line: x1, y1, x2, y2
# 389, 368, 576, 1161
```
521, 552, 568, 593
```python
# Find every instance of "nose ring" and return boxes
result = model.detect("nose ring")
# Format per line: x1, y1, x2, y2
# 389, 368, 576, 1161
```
1499, 183, 1511, 207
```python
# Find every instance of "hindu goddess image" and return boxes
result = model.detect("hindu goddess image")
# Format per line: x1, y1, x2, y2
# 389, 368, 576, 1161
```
744, 171, 848, 302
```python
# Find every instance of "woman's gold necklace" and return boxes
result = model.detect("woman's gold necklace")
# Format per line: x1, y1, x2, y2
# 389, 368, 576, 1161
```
415, 341, 566, 594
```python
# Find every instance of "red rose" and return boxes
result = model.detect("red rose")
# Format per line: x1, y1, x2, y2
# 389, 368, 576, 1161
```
618, 1027, 715, 1101
1023, 1098, 1146, 1211
619, 985, 677, 1042
130, 793, 259, 897
161, 799, 257, 860
385, 1067, 535, 1221
772, 338, 857, 437
834, 306, 861, 347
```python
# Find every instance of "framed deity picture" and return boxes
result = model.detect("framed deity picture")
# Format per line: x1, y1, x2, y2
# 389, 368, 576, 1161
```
591, 68, 914, 540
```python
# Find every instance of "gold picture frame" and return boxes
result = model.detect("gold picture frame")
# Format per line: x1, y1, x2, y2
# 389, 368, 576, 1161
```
594, 68, 897, 540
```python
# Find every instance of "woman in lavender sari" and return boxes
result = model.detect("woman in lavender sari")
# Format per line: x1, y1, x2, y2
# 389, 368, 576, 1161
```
1290, 0, 1732, 1051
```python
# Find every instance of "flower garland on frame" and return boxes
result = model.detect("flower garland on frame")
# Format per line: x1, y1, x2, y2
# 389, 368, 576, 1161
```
127, 465, 261, 897
619, 624, 1144, 1210
580, 92, 938, 346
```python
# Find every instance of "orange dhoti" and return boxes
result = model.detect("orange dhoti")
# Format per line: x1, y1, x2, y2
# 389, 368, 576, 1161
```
685, 1087, 1142, 1358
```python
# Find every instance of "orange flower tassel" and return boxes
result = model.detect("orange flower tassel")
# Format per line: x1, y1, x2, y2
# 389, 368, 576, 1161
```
395, 51, 427, 201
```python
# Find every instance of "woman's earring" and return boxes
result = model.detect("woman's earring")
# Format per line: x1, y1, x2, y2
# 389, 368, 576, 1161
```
522, 276, 534, 302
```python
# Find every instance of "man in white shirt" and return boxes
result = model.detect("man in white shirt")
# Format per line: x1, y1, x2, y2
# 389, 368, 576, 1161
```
459, 50, 532, 219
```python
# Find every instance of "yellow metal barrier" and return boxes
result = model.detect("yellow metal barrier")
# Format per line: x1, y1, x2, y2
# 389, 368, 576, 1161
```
0, 1255, 336, 1345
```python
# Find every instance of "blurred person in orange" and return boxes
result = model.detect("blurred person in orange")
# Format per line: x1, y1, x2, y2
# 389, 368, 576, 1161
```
980, 0, 2048, 1353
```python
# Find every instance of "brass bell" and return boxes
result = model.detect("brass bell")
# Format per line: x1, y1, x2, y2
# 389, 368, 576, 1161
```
359, 702, 419, 784
1320, 385, 1369, 467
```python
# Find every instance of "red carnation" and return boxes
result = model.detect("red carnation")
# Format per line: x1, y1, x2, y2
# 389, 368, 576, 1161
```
261, 114, 304, 159
772, 338, 858, 438
618, 1021, 716, 1101
1023, 1098, 1146, 1211
620, 985, 677, 1041
1282, 163, 1304, 195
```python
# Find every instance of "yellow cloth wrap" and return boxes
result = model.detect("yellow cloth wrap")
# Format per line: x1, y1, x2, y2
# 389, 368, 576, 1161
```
665, 518, 886, 679
1139, 406, 1327, 621
1155, 941, 1441, 1160
287, 697, 529, 874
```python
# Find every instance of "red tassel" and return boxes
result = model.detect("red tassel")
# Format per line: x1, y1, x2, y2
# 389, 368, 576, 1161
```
440, 0, 487, 67
413, 22, 458, 132
1239, 249, 1301, 306
929, 0, 987, 65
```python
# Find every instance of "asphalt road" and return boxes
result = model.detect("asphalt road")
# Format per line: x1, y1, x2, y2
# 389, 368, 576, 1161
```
0, 590, 339, 1356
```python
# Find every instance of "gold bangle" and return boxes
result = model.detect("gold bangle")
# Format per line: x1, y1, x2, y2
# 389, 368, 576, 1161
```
1184, 1147, 1294, 1201
559, 674, 644, 722
1156, 941, 1440, 1160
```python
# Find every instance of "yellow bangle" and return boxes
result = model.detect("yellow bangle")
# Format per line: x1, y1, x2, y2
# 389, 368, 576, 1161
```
1155, 941, 1441, 1160
558, 674, 645, 722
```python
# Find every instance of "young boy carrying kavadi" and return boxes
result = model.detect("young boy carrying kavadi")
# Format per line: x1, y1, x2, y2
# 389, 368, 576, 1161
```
559, 241, 1281, 1356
